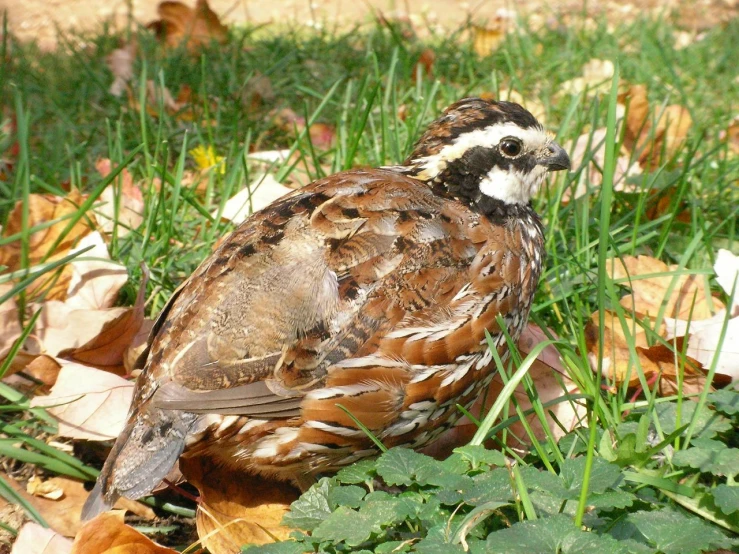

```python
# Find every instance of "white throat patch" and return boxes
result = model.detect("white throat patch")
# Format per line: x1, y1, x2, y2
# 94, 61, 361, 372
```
478, 164, 548, 205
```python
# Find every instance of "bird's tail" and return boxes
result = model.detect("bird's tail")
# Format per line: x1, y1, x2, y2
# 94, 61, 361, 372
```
81, 405, 197, 520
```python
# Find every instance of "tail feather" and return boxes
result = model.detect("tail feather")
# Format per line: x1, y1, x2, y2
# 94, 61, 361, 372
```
81, 407, 197, 520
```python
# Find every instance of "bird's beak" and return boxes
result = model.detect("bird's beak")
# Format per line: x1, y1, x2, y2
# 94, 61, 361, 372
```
540, 142, 571, 172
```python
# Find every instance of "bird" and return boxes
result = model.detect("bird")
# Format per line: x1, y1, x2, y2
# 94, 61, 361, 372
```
82, 97, 570, 518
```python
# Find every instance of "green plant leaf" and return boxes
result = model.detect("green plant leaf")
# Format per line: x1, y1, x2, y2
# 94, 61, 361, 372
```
656, 402, 731, 439
376, 447, 433, 486
453, 445, 506, 469
485, 514, 628, 553
672, 439, 739, 477
712, 485, 739, 516
560, 456, 624, 494
335, 458, 376, 484
281, 478, 333, 530
612, 508, 734, 554
707, 389, 739, 416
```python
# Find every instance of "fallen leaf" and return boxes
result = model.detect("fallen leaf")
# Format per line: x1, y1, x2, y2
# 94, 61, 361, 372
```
607, 255, 723, 320
563, 127, 642, 201
621, 84, 692, 170
720, 115, 739, 156
71, 511, 175, 554
149, 0, 227, 51
0, 504, 26, 549
64, 232, 129, 311
413, 48, 436, 77
0, 191, 96, 301
27, 476, 64, 500
242, 72, 275, 111
271, 108, 336, 150
584, 310, 724, 395
664, 312, 739, 381
470, 10, 515, 57
214, 174, 293, 225
107, 43, 136, 97
11, 522, 72, 554
30, 362, 134, 441
94, 159, 145, 239
180, 455, 296, 552
560, 59, 615, 96
58, 269, 147, 372
714, 249, 739, 314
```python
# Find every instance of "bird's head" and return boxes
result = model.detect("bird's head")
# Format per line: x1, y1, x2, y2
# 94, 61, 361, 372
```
401, 97, 570, 214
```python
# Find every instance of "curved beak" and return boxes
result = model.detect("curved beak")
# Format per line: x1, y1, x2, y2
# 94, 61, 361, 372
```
540, 142, 571, 172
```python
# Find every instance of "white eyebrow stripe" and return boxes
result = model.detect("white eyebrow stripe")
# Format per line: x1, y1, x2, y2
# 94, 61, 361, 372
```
412, 122, 549, 179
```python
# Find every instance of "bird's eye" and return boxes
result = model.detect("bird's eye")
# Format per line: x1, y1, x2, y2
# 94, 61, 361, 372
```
499, 138, 522, 158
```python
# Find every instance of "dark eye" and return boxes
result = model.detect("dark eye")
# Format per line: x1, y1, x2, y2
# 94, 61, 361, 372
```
500, 138, 522, 157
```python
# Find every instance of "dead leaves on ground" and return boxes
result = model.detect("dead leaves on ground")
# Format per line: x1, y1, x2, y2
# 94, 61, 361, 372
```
149, 0, 227, 51
72, 512, 174, 554
180, 456, 296, 553
586, 252, 737, 394
563, 82, 693, 204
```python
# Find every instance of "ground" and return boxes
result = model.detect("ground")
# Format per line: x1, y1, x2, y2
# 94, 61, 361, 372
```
2, 0, 736, 50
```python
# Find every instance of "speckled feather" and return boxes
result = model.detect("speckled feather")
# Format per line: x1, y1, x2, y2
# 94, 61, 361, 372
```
82, 98, 568, 517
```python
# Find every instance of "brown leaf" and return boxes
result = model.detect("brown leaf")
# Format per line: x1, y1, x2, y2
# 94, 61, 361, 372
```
150, 0, 227, 51
0, 191, 96, 301
58, 270, 147, 372
413, 48, 436, 77
64, 232, 129, 311
470, 11, 514, 57
584, 310, 723, 395
607, 255, 723, 320
71, 512, 175, 554
621, 84, 692, 170
27, 476, 64, 500
560, 59, 615, 96
11, 522, 72, 554
563, 127, 643, 202
30, 362, 134, 441
107, 42, 136, 97
180, 456, 296, 552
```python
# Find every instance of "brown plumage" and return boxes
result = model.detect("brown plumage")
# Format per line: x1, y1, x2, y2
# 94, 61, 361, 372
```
82, 97, 570, 518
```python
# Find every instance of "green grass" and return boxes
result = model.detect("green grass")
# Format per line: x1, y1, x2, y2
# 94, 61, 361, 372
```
0, 10, 737, 552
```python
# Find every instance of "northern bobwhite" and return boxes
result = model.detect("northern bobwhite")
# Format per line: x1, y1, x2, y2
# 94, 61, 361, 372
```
82, 97, 570, 517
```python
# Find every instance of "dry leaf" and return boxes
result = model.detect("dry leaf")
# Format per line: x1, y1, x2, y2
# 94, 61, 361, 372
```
58, 270, 147, 372
413, 48, 436, 77
271, 108, 336, 150
563, 127, 642, 201
71, 512, 175, 554
714, 249, 739, 314
149, 0, 227, 51
30, 362, 134, 441
470, 10, 514, 57
584, 310, 722, 395
607, 255, 723, 320
214, 174, 293, 225
94, 159, 145, 239
0, 191, 96, 301
107, 43, 136, 97
560, 59, 615, 96
64, 232, 129, 311
27, 476, 64, 500
180, 456, 296, 552
721, 116, 739, 156
11, 522, 72, 554
621, 84, 692, 170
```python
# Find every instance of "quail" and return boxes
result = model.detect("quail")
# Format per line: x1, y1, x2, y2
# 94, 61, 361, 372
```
82, 97, 570, 517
